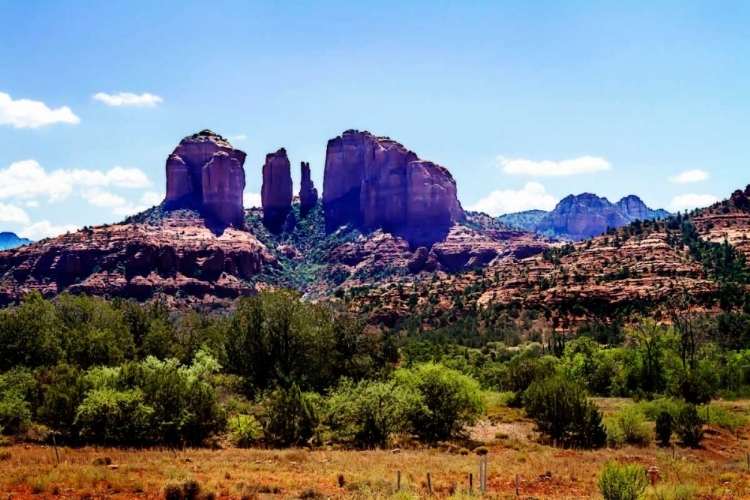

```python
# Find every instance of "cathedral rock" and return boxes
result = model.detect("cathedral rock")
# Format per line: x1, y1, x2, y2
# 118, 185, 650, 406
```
261, 148, 293, 230
164, 130, 246, 229
322, 130, 464, 246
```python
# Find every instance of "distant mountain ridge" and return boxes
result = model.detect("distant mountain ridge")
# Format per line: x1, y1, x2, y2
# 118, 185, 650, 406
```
497, 193, 670, 241
0, 232, 30, 251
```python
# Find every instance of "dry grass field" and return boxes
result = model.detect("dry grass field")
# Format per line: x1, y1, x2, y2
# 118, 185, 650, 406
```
3, 409, 750, 500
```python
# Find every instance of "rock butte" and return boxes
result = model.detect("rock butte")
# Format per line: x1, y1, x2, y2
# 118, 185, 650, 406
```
261, 148, 293, 230
322, 130, 465, 246
164, 130, 246, 229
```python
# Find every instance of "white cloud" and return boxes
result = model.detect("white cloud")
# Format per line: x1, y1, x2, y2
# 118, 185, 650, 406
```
244, 192, 261, 208
499, 155, 611, 177
93, 92, 164, 107
103, 166, 150, 188
227, 134, 246, 141
19, 221, 79, 240
0, 204, 30, 224
670, 194, 718, 212
25, 201, 39, 208
0, 92, 80, 128
111, 191, 164, 217
0, 160, 151, 202
81, 189, 126, 208
669, 169, 709, 184
467, 182, 559, 216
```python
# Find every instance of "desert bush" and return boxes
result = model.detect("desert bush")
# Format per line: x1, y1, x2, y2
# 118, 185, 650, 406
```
395, 363, 484, 442
524, 375, 606, 449
326, 378, 419, 448
655, 410, 675, 447
615, 407, 652, 447
75, 388, 153, 444
228, 414, 262, 448
675, 404, 704, 447
598, 461, 647, 500
262, 383, 318, 446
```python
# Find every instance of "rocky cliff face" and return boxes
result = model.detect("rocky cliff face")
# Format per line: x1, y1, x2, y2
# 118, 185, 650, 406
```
261, 148, 293, 230
322, 130, 464, 245
165, 130, 246, 228
533, 194, 669, 241
299, 161, 318, 215
0, 210, 277, 306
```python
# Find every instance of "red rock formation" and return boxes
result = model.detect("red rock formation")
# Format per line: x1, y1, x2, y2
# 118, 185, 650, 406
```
323, 130, 464, 245
165, 130, 246, 228
299, 161, 318, 216
261, 148, 293, 230
0, 210, 277, 306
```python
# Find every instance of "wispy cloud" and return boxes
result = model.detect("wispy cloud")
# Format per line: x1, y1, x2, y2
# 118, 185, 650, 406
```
0, 203, 30, 224
668, 169, 709, 184
468, 182, 558, 216
0, 92, 79, 128
93, 92, 164, 107
227, 134, 247, 141
0, 160, 151, 202
670, 193, 718, 212
19, 221, 79, 240
499, 155, 611, 177
111, 192, 164, 217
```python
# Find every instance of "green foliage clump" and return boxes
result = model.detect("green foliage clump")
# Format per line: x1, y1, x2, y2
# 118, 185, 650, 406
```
675, 404, 705, 448
261, 383, 318, 447
524, 375, 606, 449
614, 407, 652, 447
598, 461, 647, 500
655, 411, 675, 447
228, 414, 262, 448
326, 378, 418, 448
395, 363, 484, 442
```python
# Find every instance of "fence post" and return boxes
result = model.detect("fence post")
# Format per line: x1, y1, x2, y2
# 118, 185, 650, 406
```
469, 473, 473, 492
397, 470, 401, 491
515, 473, 519, 497
427, 472, 433, 496
484, 455, 489, 492
52, 435, 60, 465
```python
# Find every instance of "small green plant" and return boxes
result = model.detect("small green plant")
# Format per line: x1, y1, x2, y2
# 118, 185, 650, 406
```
598, 461, 647, 500
616, 407, 652, 447
675, 404, 704, 448
655, 411, 674, 447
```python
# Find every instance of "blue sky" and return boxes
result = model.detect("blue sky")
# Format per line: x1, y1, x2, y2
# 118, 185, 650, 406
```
0, 1, 748, 239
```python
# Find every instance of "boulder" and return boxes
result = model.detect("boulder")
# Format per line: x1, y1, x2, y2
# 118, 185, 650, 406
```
261, 148, 293, 230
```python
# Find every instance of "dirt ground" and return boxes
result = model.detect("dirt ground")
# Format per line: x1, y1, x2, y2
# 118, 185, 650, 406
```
2, 419, 750, 500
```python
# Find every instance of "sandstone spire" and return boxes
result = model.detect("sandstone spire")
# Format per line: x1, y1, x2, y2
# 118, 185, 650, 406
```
261, 148, 293, 230
299, 161, 318, 216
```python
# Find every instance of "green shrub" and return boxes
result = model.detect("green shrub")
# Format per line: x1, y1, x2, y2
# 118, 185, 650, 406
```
655, 411, 674, 447
598, 461, 647, 500
675, 404, 704, 448
474, 446, 489, 455
326, 378, 419, 448
395, 363, 484, 442
262, 383, 318, 446
615, 407, 652, 447
702, 404, 746, 431
228, 414, 262, 448
75, 388, 153, 444
524, 375, 606, 449
673, 371, 713, 405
